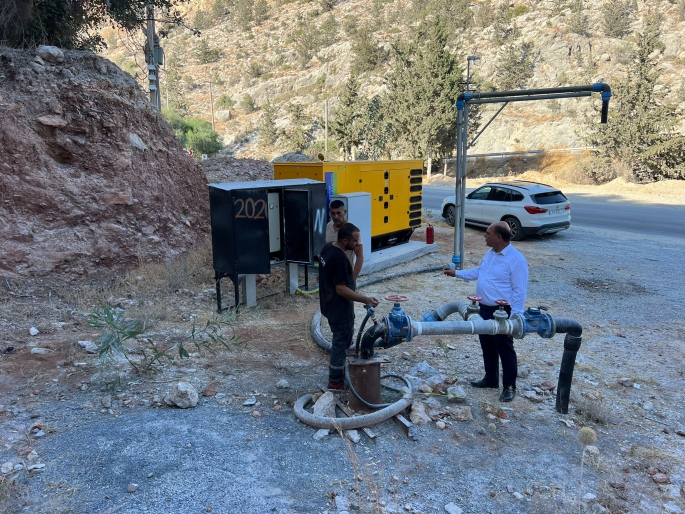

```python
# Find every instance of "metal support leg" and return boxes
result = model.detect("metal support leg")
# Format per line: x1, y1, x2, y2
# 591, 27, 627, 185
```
287, 262, 298, 294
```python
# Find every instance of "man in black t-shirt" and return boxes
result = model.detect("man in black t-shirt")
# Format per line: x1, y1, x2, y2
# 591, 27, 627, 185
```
319, 223, 379, 389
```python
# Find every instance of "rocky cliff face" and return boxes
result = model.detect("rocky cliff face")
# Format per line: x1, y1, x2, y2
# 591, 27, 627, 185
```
0, 47, 209, 279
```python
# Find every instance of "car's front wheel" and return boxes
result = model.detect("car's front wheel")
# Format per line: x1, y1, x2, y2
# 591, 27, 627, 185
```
504, 217, 523, 241
444, 205, 456, 227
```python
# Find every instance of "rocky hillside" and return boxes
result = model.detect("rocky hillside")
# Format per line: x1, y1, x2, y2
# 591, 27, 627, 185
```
99, 0, 685, 159
0, 46, 209, 279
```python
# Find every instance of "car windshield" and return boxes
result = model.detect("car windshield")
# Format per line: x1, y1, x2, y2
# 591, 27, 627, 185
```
469, 187, 491, 200
531, 191, 567, 205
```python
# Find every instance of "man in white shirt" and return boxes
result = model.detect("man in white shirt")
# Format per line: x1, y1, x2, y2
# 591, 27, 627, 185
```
325, 200, 364, 281
443, 221, 529, 402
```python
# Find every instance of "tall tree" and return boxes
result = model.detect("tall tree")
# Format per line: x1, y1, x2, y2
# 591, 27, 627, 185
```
330, 74, 364, 159
586, 14, 685, 182
602, 0, 631, 38
494, 42, 537, 91
383, 16, 465, 160
284, 104, 312, 153
260, 102, 279, 146
0, 0, 187, 50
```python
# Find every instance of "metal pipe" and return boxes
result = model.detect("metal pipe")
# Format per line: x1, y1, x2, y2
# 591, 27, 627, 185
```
411, 318, 525, 339
457, 83, 611, 101
420, 301, 476, 322
293, 394, 412, 430
469, 92, 591, 105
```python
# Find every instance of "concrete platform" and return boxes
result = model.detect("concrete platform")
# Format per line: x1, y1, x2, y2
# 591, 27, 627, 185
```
360, 241, 439, 276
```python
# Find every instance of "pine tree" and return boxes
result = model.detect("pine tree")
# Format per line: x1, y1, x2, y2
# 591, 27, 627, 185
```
260, 102, 279, 146
586, 14, 684, 182
383, 16, 464, 159
494, 42, 538, 91
284, 104, 312, 153
602, 0, 631, 38
330, 75, 364, 159
569, 0, 589, 36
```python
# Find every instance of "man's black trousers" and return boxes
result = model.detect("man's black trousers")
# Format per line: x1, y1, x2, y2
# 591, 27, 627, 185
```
328, 319, 354, 385
478, 304, 517, 389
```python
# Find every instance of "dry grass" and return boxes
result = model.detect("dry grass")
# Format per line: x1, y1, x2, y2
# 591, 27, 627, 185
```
574, 396, 613, 425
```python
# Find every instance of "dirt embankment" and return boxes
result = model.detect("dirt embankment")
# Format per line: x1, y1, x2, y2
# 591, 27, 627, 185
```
0, 47, 208, 279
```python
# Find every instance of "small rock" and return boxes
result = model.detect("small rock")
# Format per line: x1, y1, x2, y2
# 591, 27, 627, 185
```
410, 402, 432, 425
34, 430, 46, 438
539, 380, 555, 391
446, 385, 467, 403
29, 327, 40, 336
523, 390, 543, 403
675, 429, 685, 436
214, 393, 226, 399
517, 364, 531, 378
444, 503, 462, 514
201, 383, 218, 397
449, 406, 473, 422
147, 473, 154, 478
276, 379, 289, 389
1, 462, 13, 474
273, 405, 282, 412
609, 481, 626, 490
418, 383, 433, 394
582, 493, 597, 502
77, 340, 98, 353
164, 382, 199, 409
36, 45, 65, 63
653, 473, 670, 484
643, 401, 654, 411
335, 495, 350, 511
619, 377, 635, 387
27, 463, 45, 471
410, 361, 438, 376
313, 429, 329, 441
436, 420, 446, 430
27, 451, 38, 461
30, 348, 49, 354
401, 352, 412, 360
313, 392, 336, 418
345, 430, 361, 443
127, 483, 139, 493
101, 396, 112, 409
243, 397, 257, 406
251, 411, 261, 418
512, 492, 524, 500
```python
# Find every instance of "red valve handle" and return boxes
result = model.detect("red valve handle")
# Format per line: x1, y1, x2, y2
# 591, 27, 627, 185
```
385, 294, 409, 302
495, 299, 510, 306
467, 295, 482, 303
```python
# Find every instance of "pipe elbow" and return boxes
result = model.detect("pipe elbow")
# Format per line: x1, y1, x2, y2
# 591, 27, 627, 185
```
360, 323, 386, 359
553, 317, 583, 338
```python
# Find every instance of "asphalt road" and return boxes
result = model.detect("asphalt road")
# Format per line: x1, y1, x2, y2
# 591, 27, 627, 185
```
423, 185, 685, 238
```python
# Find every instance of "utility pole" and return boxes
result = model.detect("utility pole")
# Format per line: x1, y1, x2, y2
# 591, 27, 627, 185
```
145, 4, 160, 110
209, 67, 215, 131
324, 99, 328, 154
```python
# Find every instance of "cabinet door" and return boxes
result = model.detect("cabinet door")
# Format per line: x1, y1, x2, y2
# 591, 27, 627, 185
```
233, 189, 271, 274
283, 189, 312, 263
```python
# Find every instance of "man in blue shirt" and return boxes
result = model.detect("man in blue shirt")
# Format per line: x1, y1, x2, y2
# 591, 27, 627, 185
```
319, 223, 379, 389
443, 222, 528, 402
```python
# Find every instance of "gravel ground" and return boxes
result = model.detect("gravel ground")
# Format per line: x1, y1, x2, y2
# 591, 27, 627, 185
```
2, 212, 685, 514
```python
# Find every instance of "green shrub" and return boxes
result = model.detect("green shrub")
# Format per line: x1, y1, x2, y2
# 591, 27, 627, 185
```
216, 94, 236, 109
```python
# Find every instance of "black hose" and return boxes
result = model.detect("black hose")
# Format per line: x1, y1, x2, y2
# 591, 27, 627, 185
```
553, 317, 583, 337
354, 309, 373, 358
556, 334, 583, 414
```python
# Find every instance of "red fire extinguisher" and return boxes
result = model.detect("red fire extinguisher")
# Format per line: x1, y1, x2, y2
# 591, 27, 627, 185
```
426, 224, 434, 245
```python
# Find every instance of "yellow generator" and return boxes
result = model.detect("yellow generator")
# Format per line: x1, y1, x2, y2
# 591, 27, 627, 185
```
274, 160, 423, 250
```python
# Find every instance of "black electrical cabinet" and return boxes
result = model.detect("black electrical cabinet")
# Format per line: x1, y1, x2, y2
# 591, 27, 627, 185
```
208, 179, 326, 310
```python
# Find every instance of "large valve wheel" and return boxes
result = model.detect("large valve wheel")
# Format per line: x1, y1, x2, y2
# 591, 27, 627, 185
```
385, 294, 409, 303
495, 299, 510, 306
467, 295, 482, 303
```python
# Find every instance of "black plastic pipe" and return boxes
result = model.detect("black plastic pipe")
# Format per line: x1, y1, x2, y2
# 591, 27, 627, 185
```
551, 317, 583, 413
360, 323, 386, 359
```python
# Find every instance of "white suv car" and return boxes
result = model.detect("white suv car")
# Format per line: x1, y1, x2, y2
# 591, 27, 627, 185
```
440, 181, 571, 241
